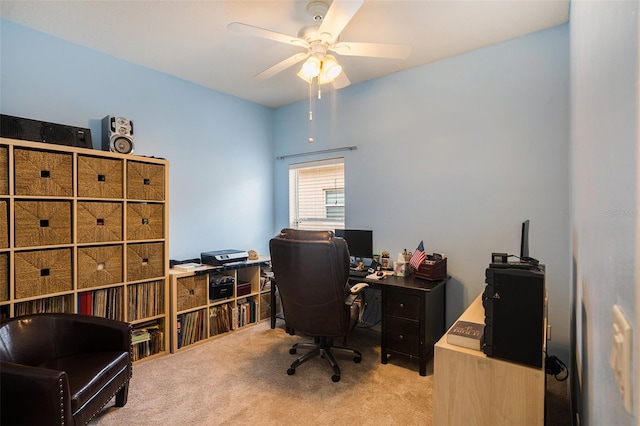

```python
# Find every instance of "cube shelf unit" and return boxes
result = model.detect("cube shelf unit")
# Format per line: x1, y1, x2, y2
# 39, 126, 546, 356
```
169, 257, 272, 353
0, 137, 170, 363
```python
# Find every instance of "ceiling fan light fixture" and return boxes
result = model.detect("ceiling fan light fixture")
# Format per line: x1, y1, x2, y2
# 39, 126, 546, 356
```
299, 56, 321, 79
317, 69, 334, 85
296, 70, 312, 84
323, 55, 342, 80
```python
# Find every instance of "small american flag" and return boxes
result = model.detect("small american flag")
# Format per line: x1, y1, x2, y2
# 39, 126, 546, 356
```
409, 241, 426, 270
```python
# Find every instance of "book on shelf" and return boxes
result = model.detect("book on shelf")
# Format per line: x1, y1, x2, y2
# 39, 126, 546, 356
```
249, 299, 256, 323
212, 304, 233, 335
173, 262, 208, 271
178, 310, 204, 348
78, 291, 93, 315
132, 329, 151, 345
132, 320, 164, 360
232, 306, 238, 330
446, 320, 485, 350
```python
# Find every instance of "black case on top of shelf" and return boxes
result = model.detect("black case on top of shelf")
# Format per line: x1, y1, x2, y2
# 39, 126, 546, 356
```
482, 265, 545, 368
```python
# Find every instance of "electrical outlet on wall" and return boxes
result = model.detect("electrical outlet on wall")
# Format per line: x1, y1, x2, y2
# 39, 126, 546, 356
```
609, 304, 632, 413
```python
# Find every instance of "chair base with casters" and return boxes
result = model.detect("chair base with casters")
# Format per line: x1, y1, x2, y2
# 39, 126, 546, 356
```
287, 336, 362, 382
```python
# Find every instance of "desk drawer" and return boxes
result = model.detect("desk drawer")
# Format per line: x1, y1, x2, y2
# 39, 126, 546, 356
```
385, 316, 420, 356
386, 290, 421, 320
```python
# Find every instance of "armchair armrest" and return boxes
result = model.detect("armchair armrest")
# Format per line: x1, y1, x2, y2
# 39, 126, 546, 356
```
345, 282, 369, 306
1, 361, 73, 426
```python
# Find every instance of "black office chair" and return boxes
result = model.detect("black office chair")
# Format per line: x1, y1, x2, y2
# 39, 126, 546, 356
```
269, 228, 368, 382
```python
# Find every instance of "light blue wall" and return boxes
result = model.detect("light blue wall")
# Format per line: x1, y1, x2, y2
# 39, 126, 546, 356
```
571, 1, 638, 424
0, 20, 275, 259
274, 24, 571, 361
2, 16, 575, 394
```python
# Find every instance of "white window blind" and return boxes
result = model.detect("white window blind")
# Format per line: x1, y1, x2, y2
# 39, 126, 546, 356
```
289, 158, 345, 231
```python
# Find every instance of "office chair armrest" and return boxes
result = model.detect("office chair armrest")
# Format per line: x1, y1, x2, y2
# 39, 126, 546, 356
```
345, 282, 368, 306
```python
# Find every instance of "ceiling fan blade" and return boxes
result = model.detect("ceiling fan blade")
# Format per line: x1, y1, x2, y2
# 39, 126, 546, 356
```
318, 0, 364, 41
332, 70, 351, 89
227, 22, 307, 48
255, 52, 310, 80
332, 42, 412, 59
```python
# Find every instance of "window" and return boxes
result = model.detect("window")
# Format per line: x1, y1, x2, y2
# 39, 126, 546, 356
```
289, 158, 345, 230
325, 189, 344, 220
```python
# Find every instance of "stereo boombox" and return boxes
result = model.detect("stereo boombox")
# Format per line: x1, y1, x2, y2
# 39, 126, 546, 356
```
0, 114, 92, 148
102, 115, 134, 154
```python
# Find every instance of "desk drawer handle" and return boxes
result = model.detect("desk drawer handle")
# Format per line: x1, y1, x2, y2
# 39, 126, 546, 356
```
399, 303, 405, 309
399, 334, 404, 340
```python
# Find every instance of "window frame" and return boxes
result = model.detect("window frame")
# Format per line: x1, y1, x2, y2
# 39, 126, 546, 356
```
288, 158, 345, 231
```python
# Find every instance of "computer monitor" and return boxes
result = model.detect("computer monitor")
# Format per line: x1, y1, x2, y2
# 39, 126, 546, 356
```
520, 219, 530, 259
334, 229, 373, 261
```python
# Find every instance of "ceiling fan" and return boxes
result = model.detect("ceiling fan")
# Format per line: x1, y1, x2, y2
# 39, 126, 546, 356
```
227, 0, 411, 89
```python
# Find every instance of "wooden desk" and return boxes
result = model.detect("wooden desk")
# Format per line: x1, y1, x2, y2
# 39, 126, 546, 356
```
433, 294, 546, 425
271, 273, 448, 376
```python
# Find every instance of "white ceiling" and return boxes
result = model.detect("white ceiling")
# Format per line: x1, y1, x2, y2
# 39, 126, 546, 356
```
0, 1, 570, 108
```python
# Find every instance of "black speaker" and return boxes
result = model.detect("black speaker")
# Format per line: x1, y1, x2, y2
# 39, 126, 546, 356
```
102, 115, 134, 154
0, 114, 92, 148
483, 265, 545, 367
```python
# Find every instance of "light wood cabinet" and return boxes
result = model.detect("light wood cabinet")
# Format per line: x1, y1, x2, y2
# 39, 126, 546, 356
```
169, 257, 271, 353
433, 294, 546, 425
0, 138, 170, 363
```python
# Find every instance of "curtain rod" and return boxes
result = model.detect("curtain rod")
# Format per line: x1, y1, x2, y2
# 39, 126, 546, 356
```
276, 146, 357, 160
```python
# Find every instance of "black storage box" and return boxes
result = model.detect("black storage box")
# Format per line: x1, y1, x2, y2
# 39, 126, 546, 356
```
210, 274, 234, 301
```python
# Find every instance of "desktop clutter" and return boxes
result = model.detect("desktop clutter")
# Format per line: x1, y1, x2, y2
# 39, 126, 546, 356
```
403, 240, 448, 280
351, 239, 448, 281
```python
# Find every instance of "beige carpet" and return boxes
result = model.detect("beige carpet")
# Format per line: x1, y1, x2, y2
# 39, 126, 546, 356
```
91, 321, 435, 426
91, 320, 570, 425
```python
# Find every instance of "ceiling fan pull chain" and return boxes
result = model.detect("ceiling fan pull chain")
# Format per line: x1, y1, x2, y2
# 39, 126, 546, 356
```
308, 80, 315, 143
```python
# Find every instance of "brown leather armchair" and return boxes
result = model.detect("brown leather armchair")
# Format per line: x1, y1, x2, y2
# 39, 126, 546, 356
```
0, 313, 133, 426
269, 228, 368, 382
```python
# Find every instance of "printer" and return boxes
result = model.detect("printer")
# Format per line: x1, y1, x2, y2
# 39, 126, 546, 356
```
201, 249, 248, 266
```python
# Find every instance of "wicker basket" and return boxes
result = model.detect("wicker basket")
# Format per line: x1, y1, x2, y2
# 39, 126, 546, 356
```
0, 199, 7, 248
127, 242, 165, 281
14, 248, 72, 299
176, 274, 207, 311
77, 155, 124, 198
127, 161, 165, 201
0, 252, 8, 302
0, 145, 8, 195
14, 148, 73, 196
259, 293, 271, 321
76, 201, 123, 243
77, 245, 123, 289
14, 200, 72, 247
127, 202, 164, 240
